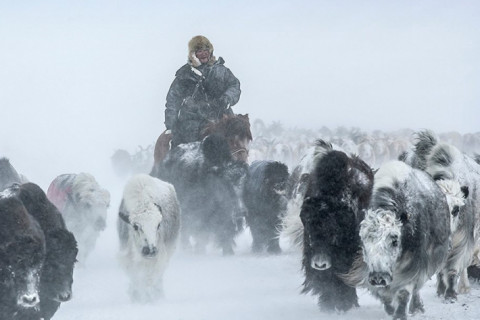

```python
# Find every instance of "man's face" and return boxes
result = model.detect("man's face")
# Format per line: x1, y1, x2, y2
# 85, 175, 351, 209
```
195, 48, 210, 64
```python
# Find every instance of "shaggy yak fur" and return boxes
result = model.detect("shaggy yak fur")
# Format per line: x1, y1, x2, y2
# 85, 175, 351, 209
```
352, 161, 451, 320
13, 183, 78, 320
47, 172, 110, 264
400, 130, 477, 300
243, 160, 289, 254
117, 174, 180, 302
281, 140, 334, 250
299, 144, 374, 312
153, 134, 248, 255
0, 194, 45, 319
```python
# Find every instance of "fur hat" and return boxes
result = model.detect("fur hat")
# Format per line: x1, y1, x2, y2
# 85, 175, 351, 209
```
188, 35, 216, 67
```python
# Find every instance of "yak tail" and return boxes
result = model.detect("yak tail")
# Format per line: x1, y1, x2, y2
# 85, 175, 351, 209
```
314, 139, 333, 150
313, 139, 333, 159
412, 130, 438, 170
337, 251, 368, 288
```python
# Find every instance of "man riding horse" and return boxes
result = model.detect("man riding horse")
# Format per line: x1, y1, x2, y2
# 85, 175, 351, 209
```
164, 35, 241, 147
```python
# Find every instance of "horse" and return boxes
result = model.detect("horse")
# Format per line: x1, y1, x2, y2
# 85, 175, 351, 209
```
152, 134, 248, 255
152, 113, 252, 169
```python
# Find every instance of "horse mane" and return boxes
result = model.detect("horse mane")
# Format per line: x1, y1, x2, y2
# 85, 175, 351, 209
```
201, 114, 252, 141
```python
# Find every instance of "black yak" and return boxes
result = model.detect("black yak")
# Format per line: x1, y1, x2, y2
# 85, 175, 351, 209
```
281, 140, 334, 250
0, 195, 45, 319
243, 160, 289, 254
13, 183, 78, 320
299, 143, 374, 312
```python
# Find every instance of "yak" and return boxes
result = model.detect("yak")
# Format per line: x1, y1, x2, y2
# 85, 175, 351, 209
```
299, 143, 374, 312
47, 172, 110, 264
400, 130, 478, 300
281, 140, 335, 250
243, 160, 289, 254
0, 194, 45, 319
13, 183, 78, 320
117, 174, 180, 302
357, 161, 451, 320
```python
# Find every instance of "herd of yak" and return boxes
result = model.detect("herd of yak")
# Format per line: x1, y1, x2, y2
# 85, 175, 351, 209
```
1, 128, 480, 320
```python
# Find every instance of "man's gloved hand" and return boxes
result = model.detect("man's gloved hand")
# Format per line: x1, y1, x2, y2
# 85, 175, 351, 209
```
220, 96, 231, 109
213, 96, 230, 110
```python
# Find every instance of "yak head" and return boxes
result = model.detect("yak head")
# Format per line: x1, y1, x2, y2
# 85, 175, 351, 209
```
300, 150, 371, 273
0, 198, 45, 309
119, 203, 163, 258
300, 197, 358, 272
0, 235, 45, 309
223, 160, 249, 223
263, 161, 289, 198
435, 179, 469, 232
360, 208, 404, 287
72, 173, 110, 230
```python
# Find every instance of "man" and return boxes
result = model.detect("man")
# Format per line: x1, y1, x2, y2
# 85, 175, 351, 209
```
164, 35, 241, 147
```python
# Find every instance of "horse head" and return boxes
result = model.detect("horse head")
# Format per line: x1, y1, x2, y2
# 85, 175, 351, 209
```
202, 114, 252, 162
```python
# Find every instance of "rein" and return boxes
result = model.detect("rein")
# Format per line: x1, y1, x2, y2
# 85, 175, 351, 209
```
231, 147, 249, 157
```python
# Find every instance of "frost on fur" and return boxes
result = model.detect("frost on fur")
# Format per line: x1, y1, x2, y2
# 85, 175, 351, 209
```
117, 174, 180, 303
47, 172, 110, 264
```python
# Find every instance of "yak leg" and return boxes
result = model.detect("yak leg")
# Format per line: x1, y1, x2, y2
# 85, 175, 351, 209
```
381, 295, 394, 316
393, 289, 410, 320
436, 272, 446, 297
458, 268, 471, 294
317, 276, 359, 312
335, 284, 359, 311
445, 269, 458, 302
267, 237, 282, 255
194, 232, 208, 255
180, 232, 192, 252
409, 290, 425, 315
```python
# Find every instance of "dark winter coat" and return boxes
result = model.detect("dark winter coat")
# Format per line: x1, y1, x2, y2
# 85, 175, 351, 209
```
165, 57, 241, 146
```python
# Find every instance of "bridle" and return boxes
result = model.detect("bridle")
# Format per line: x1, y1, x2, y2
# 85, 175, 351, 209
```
231, 147, 249, 158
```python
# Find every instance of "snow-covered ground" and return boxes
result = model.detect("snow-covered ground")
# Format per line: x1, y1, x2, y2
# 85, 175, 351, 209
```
51, 182, 480, 320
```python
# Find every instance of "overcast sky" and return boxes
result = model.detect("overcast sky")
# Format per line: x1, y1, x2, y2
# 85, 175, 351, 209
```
1, 0, 479, 185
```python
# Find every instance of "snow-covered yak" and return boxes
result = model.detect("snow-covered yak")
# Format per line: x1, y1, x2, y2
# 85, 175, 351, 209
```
300, 145, 374, 312
153, 134, 248, 255
13, 183, 78, 320
400, 130, 477, 300
357, 161, 451, 320
117, 174, 180, 302
47, 172, 110, 264
0, 194, 45, 319
0, 157, 27, 192
281, 140, 334, 249
243, 160, 289, 254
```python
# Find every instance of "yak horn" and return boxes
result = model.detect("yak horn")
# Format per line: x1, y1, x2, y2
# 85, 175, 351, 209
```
119, 211, 130, 224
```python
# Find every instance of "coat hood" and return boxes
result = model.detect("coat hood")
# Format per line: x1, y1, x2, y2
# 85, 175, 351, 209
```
188, 35, 217, 67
